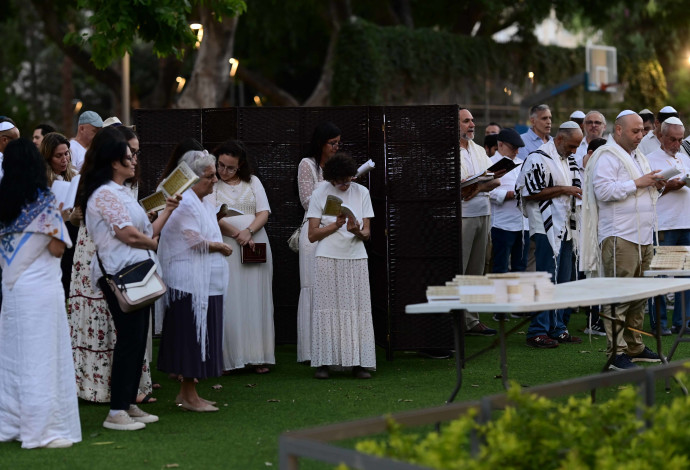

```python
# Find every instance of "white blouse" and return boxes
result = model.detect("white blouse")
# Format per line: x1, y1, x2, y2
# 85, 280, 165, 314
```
85, 181, 155, 285
306, 182, 374, 260
297, 158, 323, 211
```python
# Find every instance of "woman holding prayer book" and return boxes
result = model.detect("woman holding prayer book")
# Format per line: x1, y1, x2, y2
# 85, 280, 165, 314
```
77, 127, 179, 430
0, 138, 81, 449
212, 140, 275, 374
306, 153, 375, 379
68, 126, 160, 406
296, 122, 341, 363
40, 132, 80, 298
157, 150, 232, 411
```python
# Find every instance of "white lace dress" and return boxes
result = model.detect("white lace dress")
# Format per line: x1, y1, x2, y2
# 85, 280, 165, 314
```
214, 176, 275, 370
296, 158, 323, 362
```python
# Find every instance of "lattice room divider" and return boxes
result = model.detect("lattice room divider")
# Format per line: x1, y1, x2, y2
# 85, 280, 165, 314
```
135, 105, 461, 358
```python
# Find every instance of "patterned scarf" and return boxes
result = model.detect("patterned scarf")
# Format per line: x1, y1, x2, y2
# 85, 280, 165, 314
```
0, 189, 72, 289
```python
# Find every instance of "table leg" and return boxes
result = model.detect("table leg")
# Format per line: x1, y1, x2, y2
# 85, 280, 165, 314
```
499, 315, 508, 390
446, 310, 465, 404
668, 290, 688, 362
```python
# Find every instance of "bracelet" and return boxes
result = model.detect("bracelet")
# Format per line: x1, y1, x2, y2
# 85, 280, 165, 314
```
246, 227, 254, 235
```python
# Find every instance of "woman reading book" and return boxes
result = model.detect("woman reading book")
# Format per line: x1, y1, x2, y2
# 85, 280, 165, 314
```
306, 153, 375, 379
296, 122, 341, 363
212, 140, 275, 374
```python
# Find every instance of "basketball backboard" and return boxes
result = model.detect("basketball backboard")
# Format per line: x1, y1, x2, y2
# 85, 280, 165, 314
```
586, 44, 617, 92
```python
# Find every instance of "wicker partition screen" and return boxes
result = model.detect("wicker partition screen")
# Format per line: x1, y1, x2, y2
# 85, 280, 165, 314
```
134, 105, 460, 357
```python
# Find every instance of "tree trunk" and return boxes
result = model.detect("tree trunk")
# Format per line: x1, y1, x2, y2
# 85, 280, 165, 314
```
61, 56, 74, 136
303, 0, 352, 106
176, 8, 238, 109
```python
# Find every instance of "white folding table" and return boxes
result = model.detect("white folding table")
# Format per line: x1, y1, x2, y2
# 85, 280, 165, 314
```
406, 277, 690, 402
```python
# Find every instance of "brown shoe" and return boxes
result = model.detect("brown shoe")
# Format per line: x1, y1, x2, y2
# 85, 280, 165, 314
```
466, 322, 497, 336
352, 366, 371, 379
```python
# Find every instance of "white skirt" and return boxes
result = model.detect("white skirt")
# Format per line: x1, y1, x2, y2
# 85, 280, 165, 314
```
0, 251, 81, 448
311, 257, 376, 369
296, 219, 317, 362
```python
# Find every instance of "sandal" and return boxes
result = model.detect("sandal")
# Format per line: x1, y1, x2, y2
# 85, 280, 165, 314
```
136, 393, 157, 404
254, 366, 270, 374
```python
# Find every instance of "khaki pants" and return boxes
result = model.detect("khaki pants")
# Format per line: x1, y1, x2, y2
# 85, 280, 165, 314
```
601, 237, 653, 357
462, 215, 490, 329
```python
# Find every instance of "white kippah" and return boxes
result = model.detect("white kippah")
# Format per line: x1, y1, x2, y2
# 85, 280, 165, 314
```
0, 121, 15, 131
664, 117, 683, 126
639, 108, 653, 115
570, 110, 586, 119
559, 121, 581, 129
660, 106, 677, 113
616, 110, 637, 119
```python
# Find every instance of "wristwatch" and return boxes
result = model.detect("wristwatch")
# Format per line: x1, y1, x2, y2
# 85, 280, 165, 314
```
246, 227, 254, 235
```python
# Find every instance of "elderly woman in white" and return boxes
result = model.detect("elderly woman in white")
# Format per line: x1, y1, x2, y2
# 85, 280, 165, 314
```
157, 150, 233, 412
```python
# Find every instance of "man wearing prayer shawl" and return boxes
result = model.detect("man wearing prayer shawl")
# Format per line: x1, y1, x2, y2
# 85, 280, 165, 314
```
581, 110, 664, 371
515, 122, 584, 349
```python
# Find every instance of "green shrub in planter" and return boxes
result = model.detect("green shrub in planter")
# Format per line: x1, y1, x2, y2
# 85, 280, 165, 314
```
352, 380, 690, 470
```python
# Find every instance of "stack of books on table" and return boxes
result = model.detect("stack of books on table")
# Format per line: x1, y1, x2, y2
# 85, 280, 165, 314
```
425, 272, 555, 304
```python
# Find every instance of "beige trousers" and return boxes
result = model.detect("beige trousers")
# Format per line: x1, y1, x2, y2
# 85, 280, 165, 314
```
462, 215, 490, 329
600, 237, 653, 357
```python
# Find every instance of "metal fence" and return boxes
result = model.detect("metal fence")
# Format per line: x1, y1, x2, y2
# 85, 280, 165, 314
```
278, 359, 690, 469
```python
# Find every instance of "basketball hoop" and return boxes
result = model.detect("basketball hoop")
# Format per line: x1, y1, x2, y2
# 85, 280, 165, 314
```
586, 44, 618, 93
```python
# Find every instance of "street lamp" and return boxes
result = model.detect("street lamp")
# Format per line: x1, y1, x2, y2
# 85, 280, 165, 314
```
229, 58, 239, 77
190, 23, 203, 49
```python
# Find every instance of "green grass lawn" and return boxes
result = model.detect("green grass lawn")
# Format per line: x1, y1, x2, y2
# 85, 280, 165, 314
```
2, 313, 689, 469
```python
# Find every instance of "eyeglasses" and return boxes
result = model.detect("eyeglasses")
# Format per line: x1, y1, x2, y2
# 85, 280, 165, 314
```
327, 141, 341, 148
130, 149, 141, 157
218, 162, 238, 173
585, 120, 603, 126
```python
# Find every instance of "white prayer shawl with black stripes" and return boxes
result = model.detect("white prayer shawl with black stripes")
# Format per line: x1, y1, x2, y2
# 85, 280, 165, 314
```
515, 140, 581, 259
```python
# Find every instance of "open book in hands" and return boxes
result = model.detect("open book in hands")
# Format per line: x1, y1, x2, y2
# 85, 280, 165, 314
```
216, 204, 244, 220
50, 174, 81, 210
139, 161, 199, 212
323, 194, 358, 221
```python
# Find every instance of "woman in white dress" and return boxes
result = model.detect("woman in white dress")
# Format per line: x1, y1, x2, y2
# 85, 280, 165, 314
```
213, 140, 275, 373
67, 126, 156, 404
0, 138, 81, 449
296, 122, 341, 363
306, 153, 375, 379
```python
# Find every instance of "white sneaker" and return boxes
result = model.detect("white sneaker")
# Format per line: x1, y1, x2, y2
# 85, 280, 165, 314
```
44, 438, 73, 448
103, 410, 146, 431
128, 405, 159, 424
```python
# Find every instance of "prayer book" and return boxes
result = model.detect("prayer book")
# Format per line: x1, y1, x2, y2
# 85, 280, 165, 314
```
139, 162, 199, 212
487, 157, 519, 174
51, 174, 81, 210
460, 171, 494, 189
241, 243, 267, 263
659, 166, 681, 180
355, 159, 375, 178
216, 204, 244, 219
323, 195, 357, 220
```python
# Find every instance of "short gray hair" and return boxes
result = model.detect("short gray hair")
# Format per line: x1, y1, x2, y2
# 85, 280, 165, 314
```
180, 150, 216, 176
585, 110, 606, 126
661, 120, 685, 136
530, 104, 550, 119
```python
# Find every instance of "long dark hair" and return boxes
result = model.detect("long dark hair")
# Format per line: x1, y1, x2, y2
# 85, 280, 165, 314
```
76, 127, 129, 211
0, 138, 49, 223
159, 137, 204, 184
213, 140, 252, 183
308, 122, 341, 167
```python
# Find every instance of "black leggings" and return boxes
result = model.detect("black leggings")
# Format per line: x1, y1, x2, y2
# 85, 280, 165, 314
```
98, 278, 150, 411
